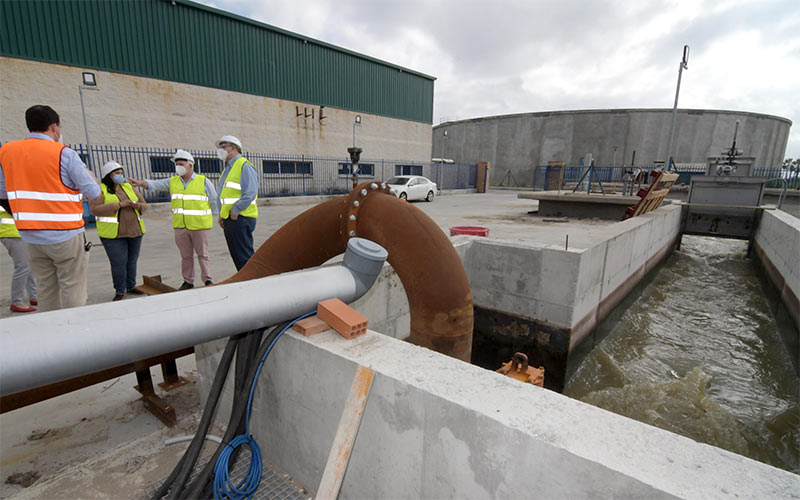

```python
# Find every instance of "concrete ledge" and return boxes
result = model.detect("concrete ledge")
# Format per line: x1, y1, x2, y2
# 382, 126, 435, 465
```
518, 191, 642, 220
518, 191, 640, 205
198, 329, 797, 499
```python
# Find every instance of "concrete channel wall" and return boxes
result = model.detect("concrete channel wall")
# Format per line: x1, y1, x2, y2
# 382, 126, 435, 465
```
753, 209, 800, 370
196, 328, 797, 499
464, 203, 682, 389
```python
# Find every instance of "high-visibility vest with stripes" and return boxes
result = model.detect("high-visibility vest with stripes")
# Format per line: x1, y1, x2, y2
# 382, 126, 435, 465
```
0, 138, 84, 231
170, 174, 213, 230
219, 157, 258, 219
0, 205, 20, 238
96, 183, 145, 239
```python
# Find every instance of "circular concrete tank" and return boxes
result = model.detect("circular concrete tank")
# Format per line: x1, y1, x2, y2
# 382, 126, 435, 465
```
433, 109, 791, 186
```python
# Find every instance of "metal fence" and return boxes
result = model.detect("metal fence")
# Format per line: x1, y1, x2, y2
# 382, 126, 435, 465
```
71, 145, 477, 203
531, 164, 800, 191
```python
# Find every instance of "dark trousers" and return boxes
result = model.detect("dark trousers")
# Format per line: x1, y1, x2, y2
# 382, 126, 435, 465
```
100, 236, 143, 294
222, 216, 256, 271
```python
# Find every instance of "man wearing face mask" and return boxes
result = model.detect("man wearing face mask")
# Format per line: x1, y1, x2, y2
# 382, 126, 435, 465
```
129, 149, 219, 290
0, 104, 103, 311
215, 135, 258, 271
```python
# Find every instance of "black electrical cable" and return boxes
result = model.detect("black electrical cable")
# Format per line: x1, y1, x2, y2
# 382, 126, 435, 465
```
152, 334, 242, 499
180, 321, 291, 499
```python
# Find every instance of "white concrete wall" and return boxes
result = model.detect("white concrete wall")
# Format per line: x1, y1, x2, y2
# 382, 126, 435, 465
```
200, 328, 796, 499
754, 209, 800, 302
461, 204, 682, 338
0, 57, 431, 161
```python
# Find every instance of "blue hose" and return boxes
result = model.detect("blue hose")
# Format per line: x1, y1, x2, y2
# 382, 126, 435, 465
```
213, 310, 316, 500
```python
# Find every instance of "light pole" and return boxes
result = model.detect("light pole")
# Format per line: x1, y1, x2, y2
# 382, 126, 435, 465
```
352, 115, 361, 148
78, 72, 98, 169
439, 129, 448, 192
665, 45, 689, 171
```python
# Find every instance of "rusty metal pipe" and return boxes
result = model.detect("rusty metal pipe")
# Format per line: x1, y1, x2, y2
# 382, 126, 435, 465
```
225, 182, 473, 361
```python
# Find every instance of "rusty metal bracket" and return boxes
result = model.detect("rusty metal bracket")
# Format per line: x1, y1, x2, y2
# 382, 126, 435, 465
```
497, 352, 545, 387
135, 369, 177, 427
158, 359, 190, 392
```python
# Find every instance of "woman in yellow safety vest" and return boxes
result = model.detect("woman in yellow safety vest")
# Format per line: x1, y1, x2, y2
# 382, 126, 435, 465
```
94, 161, 147, 301
1, 204, 38, 312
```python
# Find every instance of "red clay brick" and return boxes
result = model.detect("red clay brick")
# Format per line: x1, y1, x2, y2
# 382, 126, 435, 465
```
317, 298, 368, 339
293, 315, 330, 336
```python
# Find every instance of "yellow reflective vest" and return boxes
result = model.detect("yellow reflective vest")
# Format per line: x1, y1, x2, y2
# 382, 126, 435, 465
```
219, 157, 258, 219
0, 205, 19, 238
170, 175, 213, 230
96, 183, 146, 239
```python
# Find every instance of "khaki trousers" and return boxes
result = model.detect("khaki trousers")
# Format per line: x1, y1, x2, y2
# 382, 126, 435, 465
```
174, 228, 211, 284
25, 232, 88, 312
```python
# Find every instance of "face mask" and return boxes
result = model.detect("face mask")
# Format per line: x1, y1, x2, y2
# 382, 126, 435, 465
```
175, 165, 187, 176
216, 148, 228, 161
112, 174, 126, 184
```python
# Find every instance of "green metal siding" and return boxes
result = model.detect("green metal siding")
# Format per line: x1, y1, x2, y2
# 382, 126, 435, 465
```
0, 0, 434, 124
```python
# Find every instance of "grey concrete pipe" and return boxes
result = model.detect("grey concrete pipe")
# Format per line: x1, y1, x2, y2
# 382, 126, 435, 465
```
0, 238, 388, 397
223, 181, 474, 361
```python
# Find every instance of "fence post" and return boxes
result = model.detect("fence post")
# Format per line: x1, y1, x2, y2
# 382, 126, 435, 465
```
302, 154, 306, 195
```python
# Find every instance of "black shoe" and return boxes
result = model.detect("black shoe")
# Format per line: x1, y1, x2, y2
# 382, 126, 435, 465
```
179, 282, 194, 290
126, 287, 144, 295
112, 294, 125, 301
204, 280, 213, 286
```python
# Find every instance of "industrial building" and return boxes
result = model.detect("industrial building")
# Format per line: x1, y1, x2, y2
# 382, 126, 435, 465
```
434, 108, 791, 186
0, 0, 435, 168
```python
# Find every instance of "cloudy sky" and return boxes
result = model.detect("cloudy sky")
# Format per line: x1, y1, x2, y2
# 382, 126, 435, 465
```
204, 0, 800, 159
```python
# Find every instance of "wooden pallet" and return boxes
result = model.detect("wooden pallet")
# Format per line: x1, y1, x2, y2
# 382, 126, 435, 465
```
623, 171, 679, 219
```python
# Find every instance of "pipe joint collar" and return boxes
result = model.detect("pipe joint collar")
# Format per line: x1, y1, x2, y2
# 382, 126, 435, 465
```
344, 238, 388, 296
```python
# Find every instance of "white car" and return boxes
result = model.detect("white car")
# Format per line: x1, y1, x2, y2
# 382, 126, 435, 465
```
386, 175, 437, 202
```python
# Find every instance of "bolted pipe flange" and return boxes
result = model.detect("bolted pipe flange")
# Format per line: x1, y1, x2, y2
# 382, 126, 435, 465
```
341, 181, 392, 240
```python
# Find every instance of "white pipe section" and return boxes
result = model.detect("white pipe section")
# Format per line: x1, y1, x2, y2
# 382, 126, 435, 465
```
165, 435, 223, 446
0, 238, 388, 397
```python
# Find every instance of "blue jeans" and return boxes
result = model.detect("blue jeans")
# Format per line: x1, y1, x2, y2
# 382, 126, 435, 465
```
100, 236, 143, 295
222, 216, 256, 271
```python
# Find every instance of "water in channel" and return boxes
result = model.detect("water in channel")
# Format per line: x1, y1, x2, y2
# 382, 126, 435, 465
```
564, 235, 799, 473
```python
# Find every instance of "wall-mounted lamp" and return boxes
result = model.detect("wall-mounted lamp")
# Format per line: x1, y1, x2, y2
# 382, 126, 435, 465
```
82, 72, 96, 86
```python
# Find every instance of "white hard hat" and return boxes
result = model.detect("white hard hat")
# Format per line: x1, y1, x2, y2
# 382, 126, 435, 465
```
171, 149, 195, 164
215, 135, 242, 149
100, 160, 124, 179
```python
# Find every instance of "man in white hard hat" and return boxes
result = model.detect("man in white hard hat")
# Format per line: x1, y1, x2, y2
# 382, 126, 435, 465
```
0, 105, 103, 311
214, 135, 258, 270
129, 149, 219, 289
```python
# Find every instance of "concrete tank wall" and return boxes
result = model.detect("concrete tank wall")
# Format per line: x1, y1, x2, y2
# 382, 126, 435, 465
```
0, 57, 431, 161
195, 327, 797, 499
753, 210, 800, 367
433, 109, 791, 186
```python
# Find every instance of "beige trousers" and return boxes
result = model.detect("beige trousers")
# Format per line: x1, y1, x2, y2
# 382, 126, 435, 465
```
25, 232, 89, 312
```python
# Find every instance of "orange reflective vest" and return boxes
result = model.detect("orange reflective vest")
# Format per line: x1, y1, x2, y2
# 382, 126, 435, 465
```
0, 138, 84, 231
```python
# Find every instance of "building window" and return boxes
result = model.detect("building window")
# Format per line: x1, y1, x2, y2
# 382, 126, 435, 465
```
263, 160, 313, 175
196, 158, 222, 174
396, 165, 422, 176
149, 156, 173, 174
338, 163, 374, 177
